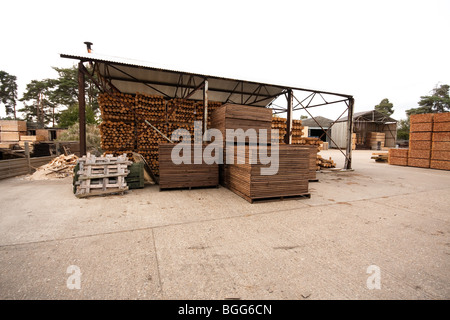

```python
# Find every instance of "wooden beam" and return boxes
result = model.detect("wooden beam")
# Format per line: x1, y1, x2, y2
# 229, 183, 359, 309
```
285, 89, 293, 144
78, 62, 87, 156
345, 97, 355, 170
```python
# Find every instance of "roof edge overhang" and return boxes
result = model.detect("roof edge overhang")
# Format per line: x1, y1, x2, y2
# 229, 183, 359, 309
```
60, 53, 353, 103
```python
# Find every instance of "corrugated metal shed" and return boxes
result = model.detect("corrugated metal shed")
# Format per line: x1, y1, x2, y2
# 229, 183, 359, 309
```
331, 110, 397, 148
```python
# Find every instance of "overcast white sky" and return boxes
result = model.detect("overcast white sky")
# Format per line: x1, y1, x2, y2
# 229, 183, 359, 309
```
1, 0, 449, 121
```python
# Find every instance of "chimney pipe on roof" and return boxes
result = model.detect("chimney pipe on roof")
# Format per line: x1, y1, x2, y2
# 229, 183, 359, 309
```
84, 42, 93, 53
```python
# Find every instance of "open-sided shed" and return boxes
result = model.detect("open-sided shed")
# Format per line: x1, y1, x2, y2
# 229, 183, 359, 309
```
331, 110, 397, 149
61, 47, 355, 168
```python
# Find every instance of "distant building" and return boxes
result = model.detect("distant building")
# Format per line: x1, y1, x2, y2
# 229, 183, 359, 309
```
330, 110, 397, 149
301, 116, 334, 144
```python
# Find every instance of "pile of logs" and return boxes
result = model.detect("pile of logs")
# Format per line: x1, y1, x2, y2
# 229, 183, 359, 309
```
98, 92, 223, 176
271, 117, 286, 143
98, 92, 135, 122
99, 121, 135, 151
316, 155, 336, 170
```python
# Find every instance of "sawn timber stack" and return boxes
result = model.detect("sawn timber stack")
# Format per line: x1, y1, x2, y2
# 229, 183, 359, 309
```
227, 145, 310, 203
158, 143, 218, 190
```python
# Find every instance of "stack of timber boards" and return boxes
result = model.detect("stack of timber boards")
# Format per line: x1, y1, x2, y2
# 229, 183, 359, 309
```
227, 145, 310, 203
366, 132, 385, 150
388, 149, 409, 166
158, 143, 218, 190
408, 113, 433, 168
301, 145, 319, 181
0, 120, 27, 148
211, 104, 272, 187
75, 153, 132, 198
211, 104, 273, 144
431, 112, 450, 170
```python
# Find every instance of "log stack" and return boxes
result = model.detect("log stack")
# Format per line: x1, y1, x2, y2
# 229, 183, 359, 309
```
98, 93, 136, 153
408, 114, 433, 168
135, 93, 167, 175
316, 155, 336, 170
271, 117, 286, 144
98, 91, 223, 177
291, 119, 304, 144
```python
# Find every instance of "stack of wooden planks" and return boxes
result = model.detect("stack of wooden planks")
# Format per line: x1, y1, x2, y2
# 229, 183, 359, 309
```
0, 120, 27, 149
158, 143, 218, 190
211, 104, 272, 187
226, 145, 310, 203
371, 152, 389, 162
211, 104, 273, 144
366, 132, 385, 150
408, 113, 433, 168
387, 112, 450, 170
74, 153, 132, 198
431, 112, 450, 170
302, 145, 319, 181
388, 148, 408, 166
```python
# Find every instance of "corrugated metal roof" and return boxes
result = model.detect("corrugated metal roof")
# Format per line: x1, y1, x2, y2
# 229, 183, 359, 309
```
338, 110, 397, 123
60, 52, 352, 107
301, 116, 334, 128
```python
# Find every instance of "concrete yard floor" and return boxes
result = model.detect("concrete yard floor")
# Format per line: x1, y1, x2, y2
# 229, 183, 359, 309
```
0, 150, 449, 300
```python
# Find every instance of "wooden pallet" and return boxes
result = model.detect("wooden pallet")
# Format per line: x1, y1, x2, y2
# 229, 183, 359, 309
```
75, 153, 132, 198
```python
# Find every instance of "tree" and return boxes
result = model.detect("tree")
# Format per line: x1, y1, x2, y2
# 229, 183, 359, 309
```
375, 98, 394, 116
19, 65, 100, 128
50, 66, 100, 113
19, 79, 55, 127
58, 104, 97, 128
397, 119, 410, 140
406, 84, 450, 115
0, 71, 18, 119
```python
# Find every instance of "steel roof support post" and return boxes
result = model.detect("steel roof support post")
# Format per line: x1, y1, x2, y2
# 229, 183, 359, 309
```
345, 97, 355, 170
203, 80, 209, 140
285, 89, 293, 144
78, 62, 87, 156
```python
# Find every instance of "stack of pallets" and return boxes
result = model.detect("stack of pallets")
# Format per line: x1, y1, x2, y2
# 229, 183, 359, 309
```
74, 153, 132, 198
